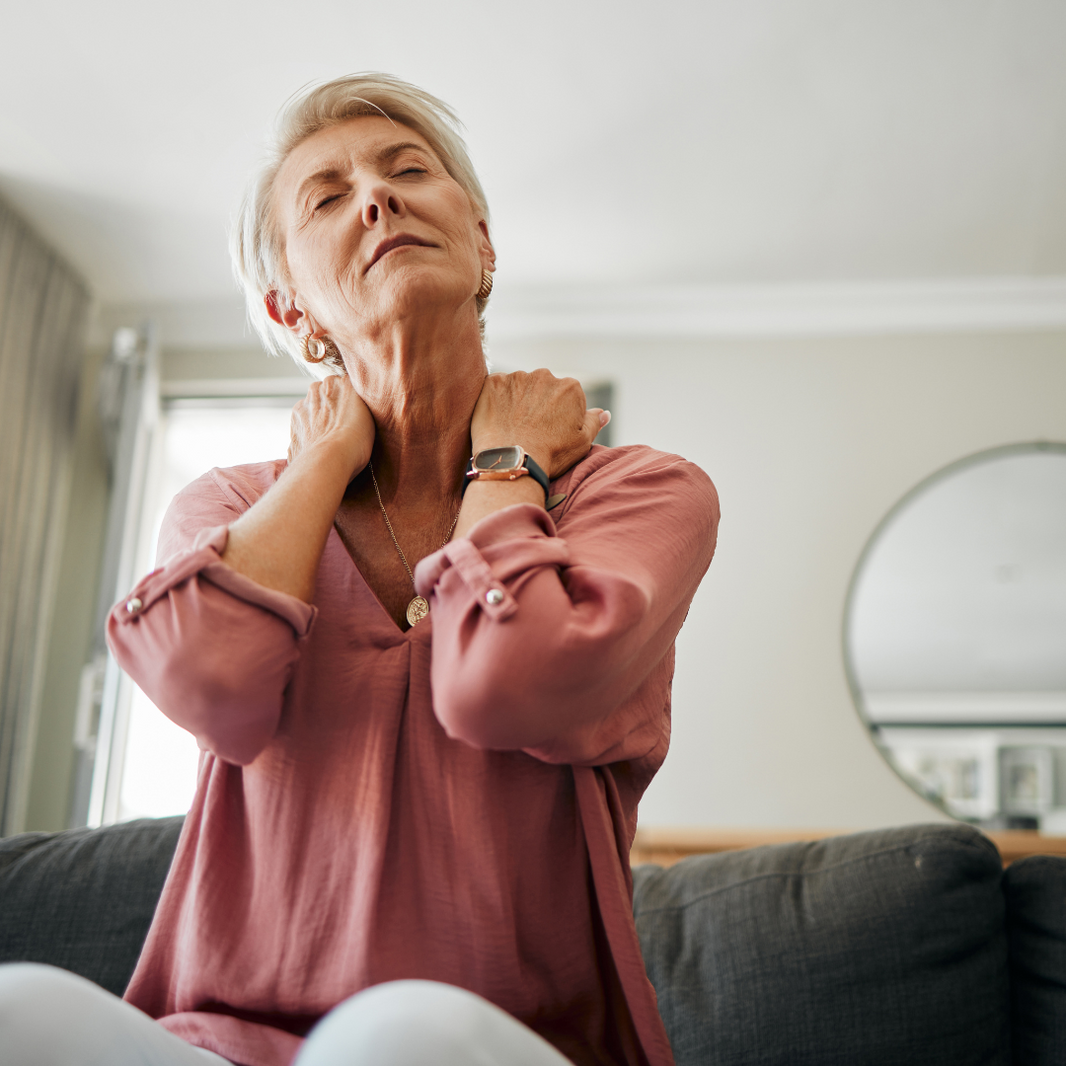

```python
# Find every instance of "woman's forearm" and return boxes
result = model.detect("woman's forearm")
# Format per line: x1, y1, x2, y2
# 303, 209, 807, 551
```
221, 438, 357, 602
453, 475, 545, 539
416, 451, 720, 765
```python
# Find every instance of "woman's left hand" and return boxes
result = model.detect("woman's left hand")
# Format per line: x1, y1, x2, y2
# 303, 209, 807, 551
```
470, 369, 609, 479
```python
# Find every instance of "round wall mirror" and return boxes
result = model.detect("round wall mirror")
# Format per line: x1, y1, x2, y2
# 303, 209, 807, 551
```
844, 443, 1066, 829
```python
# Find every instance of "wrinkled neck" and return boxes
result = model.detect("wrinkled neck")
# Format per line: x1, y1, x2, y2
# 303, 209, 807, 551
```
341, 312, 487, 506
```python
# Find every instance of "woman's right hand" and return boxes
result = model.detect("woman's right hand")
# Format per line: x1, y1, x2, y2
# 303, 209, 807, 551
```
288, 374, 376, 481
470, 369, 608, 480
220, 374, 374, 602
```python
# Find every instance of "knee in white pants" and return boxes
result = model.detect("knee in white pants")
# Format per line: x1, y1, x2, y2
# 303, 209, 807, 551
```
0, 963, 97, 1045
297, 980, 571, 1066
0, 962, 228, 1066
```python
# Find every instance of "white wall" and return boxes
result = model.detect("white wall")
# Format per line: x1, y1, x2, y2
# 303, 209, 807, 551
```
491, 329, 1066, 830
85, 329, 1066, 834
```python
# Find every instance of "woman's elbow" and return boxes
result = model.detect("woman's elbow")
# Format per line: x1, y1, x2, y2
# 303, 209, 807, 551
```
153, 661, 281, 765
430, 654, 599, 752
109, 624, 283, 765
433, 694, 545, 751
428, 579, 652, 749
109, 593, 297, 763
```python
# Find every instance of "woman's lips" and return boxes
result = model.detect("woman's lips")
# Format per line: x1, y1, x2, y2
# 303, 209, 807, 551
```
366, 235, 434, 273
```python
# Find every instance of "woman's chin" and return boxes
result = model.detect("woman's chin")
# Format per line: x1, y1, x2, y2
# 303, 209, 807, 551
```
370, 275, 479, 326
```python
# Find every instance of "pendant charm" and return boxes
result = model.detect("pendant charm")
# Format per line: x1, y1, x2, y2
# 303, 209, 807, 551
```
406, 595, 430, 626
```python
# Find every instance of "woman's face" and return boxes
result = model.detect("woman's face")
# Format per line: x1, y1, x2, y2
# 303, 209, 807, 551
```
272, 116, 493, 348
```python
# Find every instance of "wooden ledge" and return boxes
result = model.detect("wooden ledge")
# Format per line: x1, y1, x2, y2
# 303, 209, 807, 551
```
631, 826, 1066, 868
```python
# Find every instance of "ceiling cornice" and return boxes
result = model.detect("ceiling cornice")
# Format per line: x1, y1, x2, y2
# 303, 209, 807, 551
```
90, 276, 1066, 350
487, 277, 1066, 341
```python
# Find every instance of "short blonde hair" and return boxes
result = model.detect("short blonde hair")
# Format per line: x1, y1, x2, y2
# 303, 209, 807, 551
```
231, 72, 491, 376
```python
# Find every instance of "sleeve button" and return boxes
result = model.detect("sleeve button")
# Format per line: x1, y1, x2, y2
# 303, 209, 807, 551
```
125, 597, 143, 614
485, 588, 504, 606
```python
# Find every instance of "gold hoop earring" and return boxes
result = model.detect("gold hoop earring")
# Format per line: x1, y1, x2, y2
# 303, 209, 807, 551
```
476, 268, 494, 301
302, 333, 336, 364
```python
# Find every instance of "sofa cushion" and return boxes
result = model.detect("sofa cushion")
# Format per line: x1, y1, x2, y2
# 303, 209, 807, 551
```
1003, 854, 1066, 1065
632, 823, 1009, 1066
0, 816, 183, 996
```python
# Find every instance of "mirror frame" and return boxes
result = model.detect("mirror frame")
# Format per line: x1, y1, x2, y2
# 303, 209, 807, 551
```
841, 439, 1066, 821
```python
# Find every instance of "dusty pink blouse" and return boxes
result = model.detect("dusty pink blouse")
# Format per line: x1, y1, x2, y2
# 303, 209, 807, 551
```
107, 443, 718, 1066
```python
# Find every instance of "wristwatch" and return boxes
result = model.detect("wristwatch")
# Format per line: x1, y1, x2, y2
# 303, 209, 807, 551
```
462, 446, 550, 503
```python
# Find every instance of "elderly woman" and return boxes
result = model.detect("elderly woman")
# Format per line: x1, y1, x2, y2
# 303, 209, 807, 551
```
0, 74, 717, 1066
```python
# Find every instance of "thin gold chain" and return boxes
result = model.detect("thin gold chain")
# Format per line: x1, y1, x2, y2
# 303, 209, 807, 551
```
369, 461, 461, 590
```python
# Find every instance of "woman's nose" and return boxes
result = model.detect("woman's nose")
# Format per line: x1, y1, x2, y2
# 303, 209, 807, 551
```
362, 183, 404, 227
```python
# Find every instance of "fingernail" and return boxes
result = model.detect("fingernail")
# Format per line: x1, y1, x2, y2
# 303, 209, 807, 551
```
600, 410, 612, 427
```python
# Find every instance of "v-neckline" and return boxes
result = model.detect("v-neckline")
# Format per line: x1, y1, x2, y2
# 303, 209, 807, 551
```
320, 454, 588, 643
327, 522, 430, 642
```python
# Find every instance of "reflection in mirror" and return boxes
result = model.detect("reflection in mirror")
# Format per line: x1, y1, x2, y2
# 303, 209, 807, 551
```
845, 444, 1066, 829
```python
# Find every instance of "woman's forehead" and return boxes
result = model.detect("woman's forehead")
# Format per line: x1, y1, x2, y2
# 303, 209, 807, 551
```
278, 117, 436, 198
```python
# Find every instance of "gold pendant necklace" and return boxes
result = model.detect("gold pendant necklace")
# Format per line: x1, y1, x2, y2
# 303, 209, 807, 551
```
369, 461, 461, 626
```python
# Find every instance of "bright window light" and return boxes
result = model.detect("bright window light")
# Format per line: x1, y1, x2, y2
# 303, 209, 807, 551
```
118, 402, 294, 822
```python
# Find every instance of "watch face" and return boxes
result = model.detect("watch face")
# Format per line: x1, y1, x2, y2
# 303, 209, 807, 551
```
473, 446, 524, 473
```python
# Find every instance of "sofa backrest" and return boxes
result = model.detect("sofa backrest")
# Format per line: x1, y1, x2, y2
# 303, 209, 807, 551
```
0, 816, 183, 996
1003, 855, 1066, 1065
633, 823, 1010, 1066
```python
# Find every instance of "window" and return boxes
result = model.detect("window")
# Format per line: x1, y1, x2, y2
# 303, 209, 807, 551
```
117, 401, 294, 820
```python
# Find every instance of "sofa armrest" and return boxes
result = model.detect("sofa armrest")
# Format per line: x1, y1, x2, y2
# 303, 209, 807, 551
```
633, 823, 1009, 1066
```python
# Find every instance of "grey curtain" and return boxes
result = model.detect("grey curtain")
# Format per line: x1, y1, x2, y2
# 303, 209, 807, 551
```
0, 195, 90, 836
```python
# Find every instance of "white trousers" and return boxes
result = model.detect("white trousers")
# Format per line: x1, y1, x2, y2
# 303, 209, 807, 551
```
0, 964, 574, 1066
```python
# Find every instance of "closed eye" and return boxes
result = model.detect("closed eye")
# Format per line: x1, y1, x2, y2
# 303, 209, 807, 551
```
315, 193, 343, 210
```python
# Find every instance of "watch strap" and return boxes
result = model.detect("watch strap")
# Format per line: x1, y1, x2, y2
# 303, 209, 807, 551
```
521, 454, 550, 502
462, 450, 551, 504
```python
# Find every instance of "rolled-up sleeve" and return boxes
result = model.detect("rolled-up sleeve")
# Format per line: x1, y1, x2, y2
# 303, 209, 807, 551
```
106, 467, 315, 766
414, 449, 719, 766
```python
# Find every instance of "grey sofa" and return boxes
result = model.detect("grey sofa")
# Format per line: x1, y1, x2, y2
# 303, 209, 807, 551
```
1, 819, 1064, 1065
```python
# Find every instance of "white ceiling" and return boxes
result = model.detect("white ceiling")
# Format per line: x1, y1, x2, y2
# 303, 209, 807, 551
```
3, 0, 1065, 342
